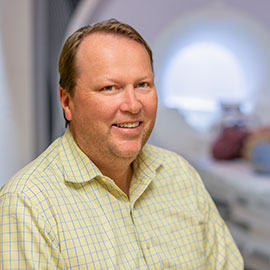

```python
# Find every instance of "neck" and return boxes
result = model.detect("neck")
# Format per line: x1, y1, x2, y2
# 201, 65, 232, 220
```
69, 126, 135, 197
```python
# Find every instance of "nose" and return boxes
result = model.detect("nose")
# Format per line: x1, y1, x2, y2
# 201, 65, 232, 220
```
120, 86, 142, 114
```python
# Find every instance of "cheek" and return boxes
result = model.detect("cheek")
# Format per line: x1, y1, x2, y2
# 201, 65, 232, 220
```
145, 93, 158, 118
80, 97, 118, 125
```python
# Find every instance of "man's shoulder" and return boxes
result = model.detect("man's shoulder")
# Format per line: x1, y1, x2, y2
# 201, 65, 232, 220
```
143, 144, 201, 179
142, 144, 204, 194
1, 137, 63, 196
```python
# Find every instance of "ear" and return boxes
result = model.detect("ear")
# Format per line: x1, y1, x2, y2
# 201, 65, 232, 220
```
59, 86, 73, 121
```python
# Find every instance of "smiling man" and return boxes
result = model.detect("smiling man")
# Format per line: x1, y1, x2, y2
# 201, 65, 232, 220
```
0, 19, 243, 269
59, 31, 157, 196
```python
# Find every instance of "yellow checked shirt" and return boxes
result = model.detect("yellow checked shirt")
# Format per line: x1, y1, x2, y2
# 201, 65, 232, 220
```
0, 128, 243, 269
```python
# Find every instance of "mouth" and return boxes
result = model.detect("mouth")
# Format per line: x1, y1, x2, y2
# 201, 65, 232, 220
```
113, 122, 141, 128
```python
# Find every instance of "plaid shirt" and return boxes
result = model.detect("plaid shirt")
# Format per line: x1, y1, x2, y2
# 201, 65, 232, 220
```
0, 128, 243, 269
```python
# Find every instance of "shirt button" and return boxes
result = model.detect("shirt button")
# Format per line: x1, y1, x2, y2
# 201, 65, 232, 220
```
146, 242, 151, 249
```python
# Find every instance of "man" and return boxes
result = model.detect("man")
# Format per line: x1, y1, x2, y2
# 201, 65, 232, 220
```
0, 19, 243, 269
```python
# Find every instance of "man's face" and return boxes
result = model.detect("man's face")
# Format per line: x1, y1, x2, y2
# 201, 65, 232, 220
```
61, 33, 157, 165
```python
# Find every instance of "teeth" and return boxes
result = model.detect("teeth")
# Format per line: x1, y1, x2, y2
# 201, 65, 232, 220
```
116, 122, 140, 128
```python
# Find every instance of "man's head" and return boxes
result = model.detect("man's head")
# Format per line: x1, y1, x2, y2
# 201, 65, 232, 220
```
59, 19, 157, 166
59, 19, 153, 98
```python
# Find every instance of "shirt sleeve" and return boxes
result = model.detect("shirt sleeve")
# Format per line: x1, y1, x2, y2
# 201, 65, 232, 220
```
0, 192, 66, 269
195, 172, 244, 270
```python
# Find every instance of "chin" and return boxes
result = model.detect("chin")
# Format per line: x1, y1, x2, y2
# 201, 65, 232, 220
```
113, 142, 143, 160
118, 148, 141, 160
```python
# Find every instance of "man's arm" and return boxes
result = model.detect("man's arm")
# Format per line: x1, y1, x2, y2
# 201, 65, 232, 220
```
0, 192, 66, 269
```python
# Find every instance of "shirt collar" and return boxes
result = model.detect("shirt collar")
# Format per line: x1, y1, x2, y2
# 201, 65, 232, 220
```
129, 144, 164, 202
59, 127, 102, 183
133, 144, 164, 177
59, 128, 164, 184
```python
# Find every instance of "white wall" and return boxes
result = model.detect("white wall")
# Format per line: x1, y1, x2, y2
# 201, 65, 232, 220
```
0, 0, 34, 186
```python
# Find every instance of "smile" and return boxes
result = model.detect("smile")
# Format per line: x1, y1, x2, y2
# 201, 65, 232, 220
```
114, 122, 140, 128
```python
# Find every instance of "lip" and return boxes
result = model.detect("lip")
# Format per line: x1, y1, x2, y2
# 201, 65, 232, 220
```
111, 121, 143, 137
113, 121, 142, 128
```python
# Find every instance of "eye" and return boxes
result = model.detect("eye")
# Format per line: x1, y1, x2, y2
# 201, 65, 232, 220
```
100, 85, 122, 93
101, 85, 115, 91
136, 82, 150, 88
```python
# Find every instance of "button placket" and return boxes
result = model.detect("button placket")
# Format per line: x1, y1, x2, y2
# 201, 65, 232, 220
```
130, 203, 153, 253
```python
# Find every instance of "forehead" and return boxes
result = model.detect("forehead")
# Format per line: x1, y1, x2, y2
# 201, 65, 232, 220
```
76, 33, 150, 64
